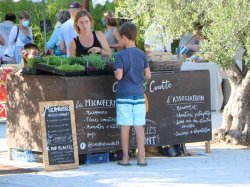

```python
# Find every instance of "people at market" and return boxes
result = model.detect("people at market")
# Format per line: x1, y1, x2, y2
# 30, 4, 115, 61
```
20, 43, 42, 67
46, 10, 70, 56
103, 11, 123, 52
69, 10, 111, 57
0, 13, 16, 64
114, 22, 151, 166
60, 1, 81, 56
177, 23, 203, 57
144, 22, 173, 55
5, 11, 33, 65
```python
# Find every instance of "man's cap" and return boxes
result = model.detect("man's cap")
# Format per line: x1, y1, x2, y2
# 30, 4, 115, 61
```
69, 2, 81, 9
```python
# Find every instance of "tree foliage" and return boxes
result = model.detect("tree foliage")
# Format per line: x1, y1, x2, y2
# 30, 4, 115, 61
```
117, 0, 250, 70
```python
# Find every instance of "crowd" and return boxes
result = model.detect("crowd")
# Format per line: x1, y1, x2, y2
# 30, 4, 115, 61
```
0, 2, 125, 65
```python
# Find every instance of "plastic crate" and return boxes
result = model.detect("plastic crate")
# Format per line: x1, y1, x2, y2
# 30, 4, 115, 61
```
11, 149, 35, 162
11, 149, 42, 162
85, 152, 109, 164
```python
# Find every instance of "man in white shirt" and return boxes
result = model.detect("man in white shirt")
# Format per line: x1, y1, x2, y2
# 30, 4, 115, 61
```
60, 2, 81, 56
0, 13, 16, 64
144, 23, 173, 55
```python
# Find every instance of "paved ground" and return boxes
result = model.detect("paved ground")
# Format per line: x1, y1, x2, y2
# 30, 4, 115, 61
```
0, 112, 250, 187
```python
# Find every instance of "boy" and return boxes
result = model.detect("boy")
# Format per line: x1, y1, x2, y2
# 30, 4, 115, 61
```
114, 22, 151, 166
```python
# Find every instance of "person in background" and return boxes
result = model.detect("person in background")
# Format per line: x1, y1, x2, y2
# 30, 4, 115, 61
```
177, 23, 203, 56
104, 11, 123, 52
46, 10, 70, 56
20, 43, 41, 68
6, 11, 33, 64
69, 10, 111, 56
0, 13, 16, 64
60, 1, 81, 56
144, 22, 173, 55
114, 22, 151, 166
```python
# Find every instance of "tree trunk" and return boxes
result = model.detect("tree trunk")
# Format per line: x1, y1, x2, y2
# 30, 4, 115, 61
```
213, 70, 250, 145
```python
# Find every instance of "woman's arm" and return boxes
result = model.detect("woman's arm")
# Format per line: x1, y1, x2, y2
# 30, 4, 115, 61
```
93, 31, 111, 56
110, 28, 124, 50
69, 39, 76, 56
0, 34, 4, 45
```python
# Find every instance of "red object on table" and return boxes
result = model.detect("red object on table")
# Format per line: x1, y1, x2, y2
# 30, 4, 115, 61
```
0, 103, 6, 118
0, 67, 14, 120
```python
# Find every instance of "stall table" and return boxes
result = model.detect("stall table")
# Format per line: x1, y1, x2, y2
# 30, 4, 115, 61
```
181, 62, 224, 112
6, 70, 212, 156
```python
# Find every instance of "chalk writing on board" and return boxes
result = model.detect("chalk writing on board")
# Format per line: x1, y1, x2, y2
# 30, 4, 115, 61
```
75, 99, 116, 109
149, 79, 173, 92
167, 95, 205, 104
71, 71, 212, 154
44, 105, 75, 165
167, 100, 211, 138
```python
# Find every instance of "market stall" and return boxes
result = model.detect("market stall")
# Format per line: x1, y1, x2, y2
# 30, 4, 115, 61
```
6, 70, 212, 157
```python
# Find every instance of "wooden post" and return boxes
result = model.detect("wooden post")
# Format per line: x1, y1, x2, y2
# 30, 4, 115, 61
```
205, 141, 211, 153
8, 148, 12, 160
82, 0, 90, 11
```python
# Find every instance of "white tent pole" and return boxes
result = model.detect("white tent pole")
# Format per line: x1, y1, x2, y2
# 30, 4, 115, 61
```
42, 0, 46, 54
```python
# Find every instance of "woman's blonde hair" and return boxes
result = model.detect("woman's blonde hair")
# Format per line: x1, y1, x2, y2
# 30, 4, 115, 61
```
74, 10, 93, 34
19, 11, 30, 20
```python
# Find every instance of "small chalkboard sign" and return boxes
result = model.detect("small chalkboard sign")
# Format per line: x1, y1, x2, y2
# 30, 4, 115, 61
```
39, 100, 79, 171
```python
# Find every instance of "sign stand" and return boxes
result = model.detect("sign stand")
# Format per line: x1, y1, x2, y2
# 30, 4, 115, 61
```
39, 100, 79, 171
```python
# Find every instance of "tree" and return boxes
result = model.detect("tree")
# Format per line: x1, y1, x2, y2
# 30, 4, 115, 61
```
117, 0, 250, 145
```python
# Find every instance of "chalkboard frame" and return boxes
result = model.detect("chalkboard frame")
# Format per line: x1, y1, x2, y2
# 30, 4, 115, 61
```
39, 100, 79, 171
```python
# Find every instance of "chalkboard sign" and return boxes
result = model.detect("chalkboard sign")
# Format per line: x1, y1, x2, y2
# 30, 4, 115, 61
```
39, 100, 79, 171
66, 70, 211, 154
144, 71, 211, 145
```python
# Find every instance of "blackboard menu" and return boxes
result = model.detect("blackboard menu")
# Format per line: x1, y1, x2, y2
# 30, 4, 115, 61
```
44, 105, 74, 165
39, 100, 79, 171
145, 71, 211, 145
66, 71, 211, 154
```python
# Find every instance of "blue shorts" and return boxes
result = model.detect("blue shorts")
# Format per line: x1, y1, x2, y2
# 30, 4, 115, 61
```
116, 96, 146, 126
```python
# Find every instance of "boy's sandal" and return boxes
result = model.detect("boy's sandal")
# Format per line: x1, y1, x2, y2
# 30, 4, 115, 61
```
117, 160, 132, 166
137, 161, 147, 167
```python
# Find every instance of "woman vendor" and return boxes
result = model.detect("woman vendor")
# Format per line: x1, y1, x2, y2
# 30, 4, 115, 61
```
69, 10, 111, 56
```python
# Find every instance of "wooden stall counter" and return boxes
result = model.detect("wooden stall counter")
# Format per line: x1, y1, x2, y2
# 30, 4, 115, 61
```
6, 71, 212, 156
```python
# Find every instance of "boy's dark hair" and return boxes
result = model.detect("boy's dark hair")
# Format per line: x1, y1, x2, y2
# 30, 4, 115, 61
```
119, 22, 137, 41
23, 43, 39, 51
5, 13, 16, 22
